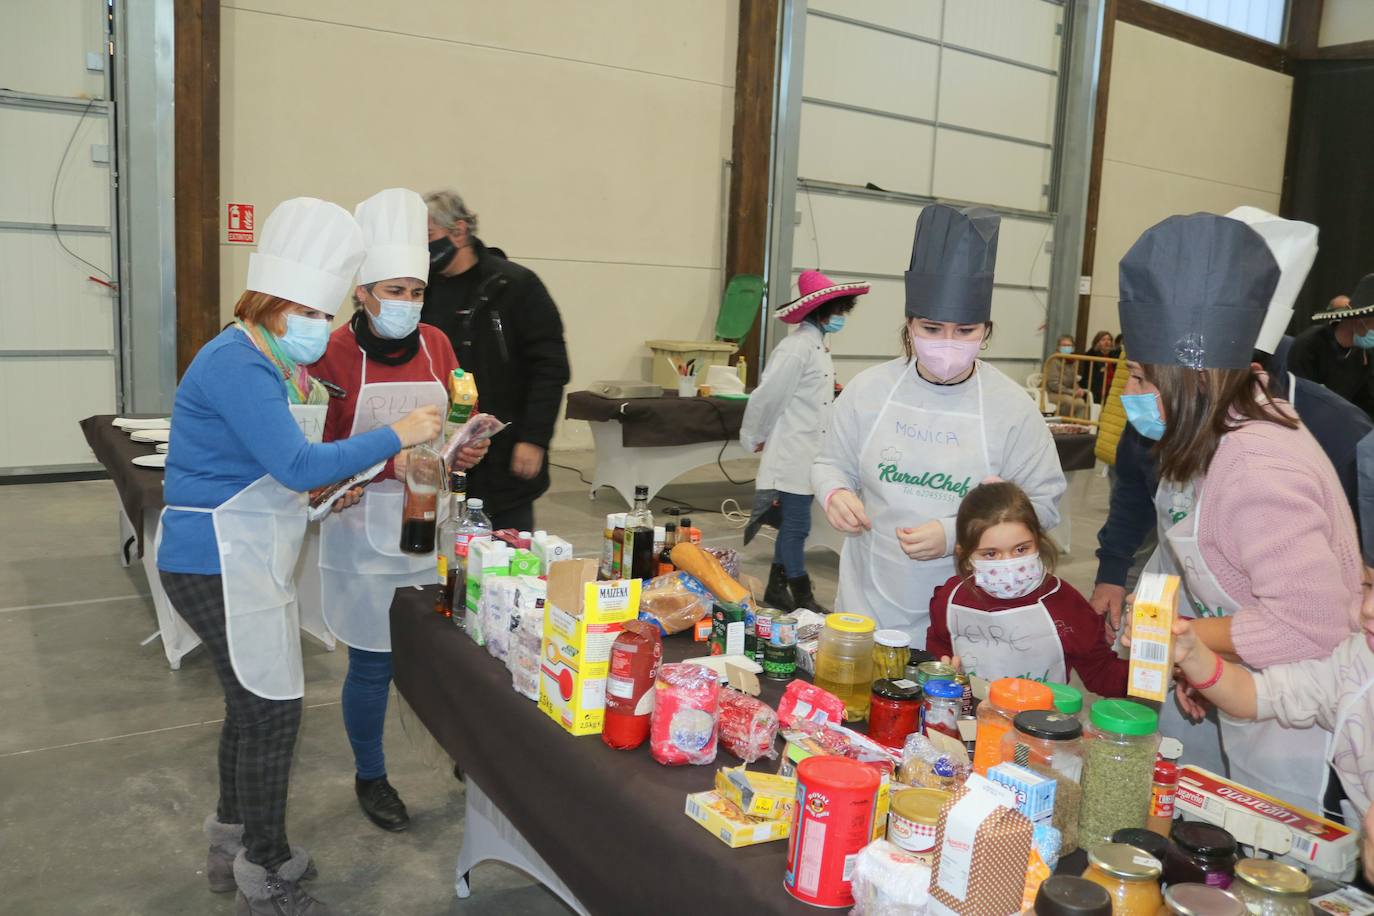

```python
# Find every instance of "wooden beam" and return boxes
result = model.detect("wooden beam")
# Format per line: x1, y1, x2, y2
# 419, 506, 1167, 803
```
1074, 0, 1118, 350
1117, 0, 1290, 72
174, 0, 221, 376
724, 0, 779, 388
1309, 39, 1374, 59
1286, 0, 1324, 58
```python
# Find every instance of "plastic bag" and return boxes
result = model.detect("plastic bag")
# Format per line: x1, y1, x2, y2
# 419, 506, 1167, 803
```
898, 732, 969, 791
703, 546, 740, 580
717, 688, 779, 763
637, 572, 712, 635
439, 413, 509, 469
777, 680, 846, 729
849, 840, 931, 916
649, 663, 719, 766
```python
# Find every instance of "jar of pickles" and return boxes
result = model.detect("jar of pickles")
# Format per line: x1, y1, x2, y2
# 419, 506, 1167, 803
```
1000, 710, 1084, 855
971, 677, 1054, 775
1164, 821, 1237, 889
813, 613, 876, 721
1161, 883, 1246, 916
872, 629, 910, 681
1077, 699, 1159, 850
1080, 843, 1164, 916
1230, 859, 1311, 916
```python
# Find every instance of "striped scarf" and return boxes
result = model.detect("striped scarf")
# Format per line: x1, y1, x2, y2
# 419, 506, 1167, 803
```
234, 319, 328, 406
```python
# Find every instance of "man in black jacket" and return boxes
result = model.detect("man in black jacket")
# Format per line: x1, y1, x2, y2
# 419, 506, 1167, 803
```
423, 189, 571, 530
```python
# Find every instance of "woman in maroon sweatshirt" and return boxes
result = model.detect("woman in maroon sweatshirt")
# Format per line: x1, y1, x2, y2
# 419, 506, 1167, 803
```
925, 481, 1127, 697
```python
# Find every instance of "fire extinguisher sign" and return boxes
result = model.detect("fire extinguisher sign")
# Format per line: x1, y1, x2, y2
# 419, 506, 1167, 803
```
227, 203, 255, 243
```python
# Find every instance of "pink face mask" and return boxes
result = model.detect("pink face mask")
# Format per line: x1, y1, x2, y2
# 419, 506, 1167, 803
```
911, 334, 981, 382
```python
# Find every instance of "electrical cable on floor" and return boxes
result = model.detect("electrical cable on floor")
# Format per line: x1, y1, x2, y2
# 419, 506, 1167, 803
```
51, 98, 112, 281
549, 461, 594, 486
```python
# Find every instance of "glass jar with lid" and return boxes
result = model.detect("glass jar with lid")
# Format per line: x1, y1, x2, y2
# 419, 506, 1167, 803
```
868, 678, 922, 750
1045, 680, 1084, 718
812, 613, 876, 721
1230, 858, 1311, 916
1077, 699, 1160, 850
971, 677, 1054, 775
1000, 710, 1084, 854
1161, 883, 1246, 916
872, 629, 910, 682
1033, 875, 1112, 916
1080, 843, 1164, 916
1164, 821, 1238, 889
922, 678, 963, 740
1110, 827, 1169, 865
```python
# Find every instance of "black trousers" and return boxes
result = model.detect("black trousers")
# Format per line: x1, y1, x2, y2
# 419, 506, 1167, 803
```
161, 572, 300, 870
489, 501, 534, 533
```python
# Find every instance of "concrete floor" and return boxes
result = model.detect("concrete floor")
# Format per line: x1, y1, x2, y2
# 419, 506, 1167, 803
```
0, 450, 1110, 915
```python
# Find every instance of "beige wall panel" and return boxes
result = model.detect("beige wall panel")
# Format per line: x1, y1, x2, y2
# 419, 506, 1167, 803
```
0, 108, 109, 227
1104, 24, 1291, 193
1320, 0, 1374, 46
825, 275, 904, 358
0, 231, 113, 350
797, 102, 934, 194
809, 0, 943, 38
802, 16, 940, 120
1091, 158, 1281, 300
939, 50, 1057, 145
0, 357, 115, 468
1086, 294, 1122, 339
942, 0, 1063, 72
224, 0, 738, 87
0, 0, 106, 100
932, 129, 1052, 214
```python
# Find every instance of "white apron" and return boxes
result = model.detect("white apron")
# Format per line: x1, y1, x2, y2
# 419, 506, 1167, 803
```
1324, 669, 1374, 827
836, 367, 990, 640
947, 578, 1067, 684
1148, 467, 1330, 813
319, 341, 448, 652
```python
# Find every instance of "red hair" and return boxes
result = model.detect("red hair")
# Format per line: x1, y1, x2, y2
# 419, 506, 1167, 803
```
232, 291, 295, 335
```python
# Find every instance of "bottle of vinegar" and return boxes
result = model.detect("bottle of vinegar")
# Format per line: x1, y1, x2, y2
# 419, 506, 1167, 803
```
399, 446, 443, 554
624, 485, 655, 580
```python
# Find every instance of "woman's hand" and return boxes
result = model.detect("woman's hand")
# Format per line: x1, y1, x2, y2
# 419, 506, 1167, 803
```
331, 487, 365, 513
1174, 679, 1211, 722
391, 405, 443, 448
825, 489, 871, 534
897, 520, 947, 561
453, 438, 490, 471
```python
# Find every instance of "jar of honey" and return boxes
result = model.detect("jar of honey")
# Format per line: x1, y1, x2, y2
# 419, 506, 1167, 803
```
1080, 843, 1163, 916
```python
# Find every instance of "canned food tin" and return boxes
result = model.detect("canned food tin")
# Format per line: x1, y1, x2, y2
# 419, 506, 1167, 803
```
916, 661, 956, 686
785, 757, 880, 908
771, 615, 798, 647
887, 787, 950, 856
763, 641, 796, 680
754, 608, 780, 663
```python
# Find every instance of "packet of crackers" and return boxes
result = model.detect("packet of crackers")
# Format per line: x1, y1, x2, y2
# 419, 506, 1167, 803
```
1127, 572, 1180, 703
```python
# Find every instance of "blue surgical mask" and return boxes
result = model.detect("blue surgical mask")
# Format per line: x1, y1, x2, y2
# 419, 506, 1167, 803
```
1355, 329, 1374, 349
277, 314, 330, 365
1058, 345, 1073, 354
820, 315, 846, 335
370, 298, 423, 339
1121, 392, 1166, 441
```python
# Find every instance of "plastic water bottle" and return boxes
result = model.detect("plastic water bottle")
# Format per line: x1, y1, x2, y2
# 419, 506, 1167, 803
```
451, 498, 493, 628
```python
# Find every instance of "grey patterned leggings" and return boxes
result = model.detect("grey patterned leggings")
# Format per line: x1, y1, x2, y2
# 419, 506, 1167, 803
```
160, 571, 300, 870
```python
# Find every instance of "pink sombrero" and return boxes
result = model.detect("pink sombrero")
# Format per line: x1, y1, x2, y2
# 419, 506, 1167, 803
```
774, 270, 870, 324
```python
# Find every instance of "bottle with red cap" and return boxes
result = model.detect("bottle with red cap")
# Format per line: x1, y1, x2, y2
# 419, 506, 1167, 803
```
1147, 737, 1184, 836
602, 621, 663, 750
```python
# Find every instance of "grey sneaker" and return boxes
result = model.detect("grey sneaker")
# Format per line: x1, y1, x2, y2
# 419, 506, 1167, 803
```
205, 815, 244, 893
233, 849, 334, 916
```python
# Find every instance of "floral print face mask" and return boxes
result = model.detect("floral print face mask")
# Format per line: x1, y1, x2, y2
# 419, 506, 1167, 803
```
972, 553, 1045, 600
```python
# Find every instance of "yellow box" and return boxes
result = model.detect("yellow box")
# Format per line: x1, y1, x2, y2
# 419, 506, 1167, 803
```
714, 767, 797, 822
685, 791, 791, 848
538, 564, 641, 736
1128, 572, 1180, 703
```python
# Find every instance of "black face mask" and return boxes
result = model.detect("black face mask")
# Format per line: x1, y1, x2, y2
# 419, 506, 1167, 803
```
429, 236, 456, 270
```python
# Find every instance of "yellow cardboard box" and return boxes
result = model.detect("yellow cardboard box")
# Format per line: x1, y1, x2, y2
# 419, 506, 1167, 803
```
538, 560, 641, 736
685, 791, 791, 848
1128, 572, 1180, 703
715, 767, 797, 821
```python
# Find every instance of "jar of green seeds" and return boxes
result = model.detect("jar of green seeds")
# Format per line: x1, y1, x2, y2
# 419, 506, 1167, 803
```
1078, 699, 1160, 851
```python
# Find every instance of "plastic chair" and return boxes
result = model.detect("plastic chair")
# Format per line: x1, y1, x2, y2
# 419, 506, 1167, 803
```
715, 274, 764, 344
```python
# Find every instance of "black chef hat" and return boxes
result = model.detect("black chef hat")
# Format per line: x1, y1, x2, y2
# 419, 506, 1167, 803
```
1118, 213, 1278, 370
904, 204, 1000, 324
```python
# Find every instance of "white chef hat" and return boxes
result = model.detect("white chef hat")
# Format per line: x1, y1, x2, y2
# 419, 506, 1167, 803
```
246, 197, 364, 317
1225, 206, 1318, 354
354, 188, 431, 286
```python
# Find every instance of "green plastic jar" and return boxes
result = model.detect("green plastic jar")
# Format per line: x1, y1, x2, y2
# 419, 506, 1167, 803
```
1077, 699, 1160, 851
1045, 680, 1084, 717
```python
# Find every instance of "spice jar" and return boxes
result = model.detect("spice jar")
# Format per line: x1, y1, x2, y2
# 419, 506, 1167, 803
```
972, 678, 1054, 775
813, 613, 876, 721
1033, 875, 1112, 916
1164, 821, 1237, 889
1230, 859, 1311, 916
1080, 843, 1164, 916
1161, 883, 1246, 916
1045, 680, 1084, 717
1111, 827, 1169, 865
1000, 710, 1084, 855
1077, 699, 1159, 850
1147, 737, 1183, 836
868, 678, 922, 750
922, 679, 963, 740
872, 629, 910, 682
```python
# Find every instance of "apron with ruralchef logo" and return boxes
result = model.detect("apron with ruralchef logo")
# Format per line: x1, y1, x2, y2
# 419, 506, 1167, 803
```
318, 339, 449, 652
836, 365, 990, 641
946, 577, 1067, 685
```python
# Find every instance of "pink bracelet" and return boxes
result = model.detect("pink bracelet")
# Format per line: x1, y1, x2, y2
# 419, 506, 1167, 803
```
1187, 653, 1224, 691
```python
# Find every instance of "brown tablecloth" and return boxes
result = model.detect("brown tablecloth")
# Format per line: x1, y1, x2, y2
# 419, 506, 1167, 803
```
1052, 431, 1097, 473
78, 415, 165, 554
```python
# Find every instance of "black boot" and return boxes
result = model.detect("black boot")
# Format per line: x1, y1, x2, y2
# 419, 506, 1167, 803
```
356, 776, 410, 832
763, 564, 797, 611
788, 574, 829, 614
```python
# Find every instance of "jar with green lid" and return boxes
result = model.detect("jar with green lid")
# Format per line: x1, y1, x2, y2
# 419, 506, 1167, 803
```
872, 628, 910, 682
1161, 883, 1246, 916
813, 613, 876, 721
1000, 710, 1084, 855
1230, 858, 1311, 916
1078, 699, 1160, 850
1044, 680, 1084, 717
1080, 843, 1163, 916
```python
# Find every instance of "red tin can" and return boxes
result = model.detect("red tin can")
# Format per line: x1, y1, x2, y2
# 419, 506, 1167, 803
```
785, 756, 881, 908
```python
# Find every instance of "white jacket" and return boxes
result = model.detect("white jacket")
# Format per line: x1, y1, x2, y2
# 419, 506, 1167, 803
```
739, 321, 834, 495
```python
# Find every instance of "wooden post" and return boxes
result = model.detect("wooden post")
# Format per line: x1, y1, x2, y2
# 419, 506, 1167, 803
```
174, 0, 221, 376
724, 0, 780, 388
1074, 0, 1118, 350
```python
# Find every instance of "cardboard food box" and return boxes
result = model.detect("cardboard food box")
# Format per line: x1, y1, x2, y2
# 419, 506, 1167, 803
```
685, 790, 791, 848
1127, 572, 1179, 703
465, 539, 512, 644
1174, 765, 1358, 880
715, 767, 797, 821
538, 559, 641, 736
928, 775, 1033, 916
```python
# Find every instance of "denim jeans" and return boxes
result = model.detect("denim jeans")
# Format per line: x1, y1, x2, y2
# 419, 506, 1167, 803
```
341, 646, 392, 781
771, 490, 814, 578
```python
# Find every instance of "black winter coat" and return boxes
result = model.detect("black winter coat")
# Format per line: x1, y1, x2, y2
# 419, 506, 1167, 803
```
423, 239, 571, 515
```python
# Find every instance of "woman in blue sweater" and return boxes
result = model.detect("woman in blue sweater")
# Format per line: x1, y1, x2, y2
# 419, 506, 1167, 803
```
156, 197, 441, 916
